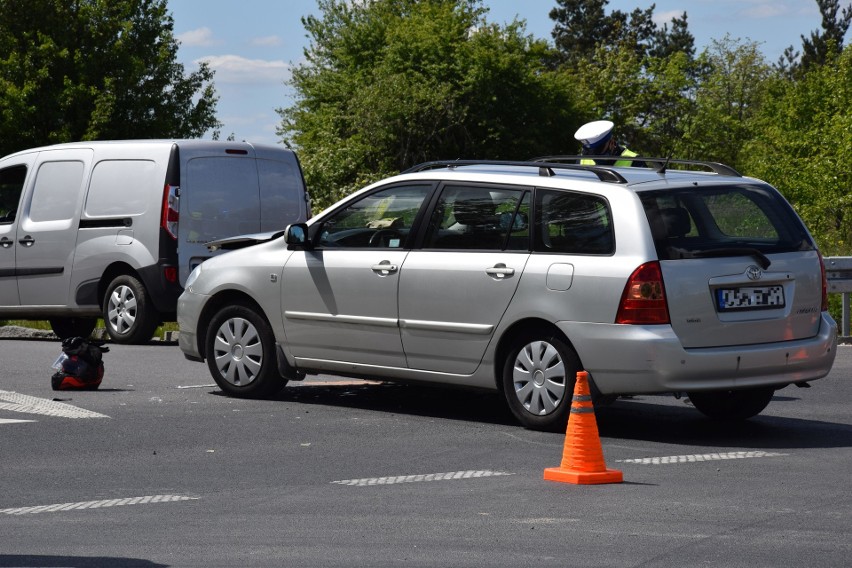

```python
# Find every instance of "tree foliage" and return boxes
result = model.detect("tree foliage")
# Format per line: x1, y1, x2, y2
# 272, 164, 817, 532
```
549, 0, 694, 65
675, 36, 772, 166
279, 0, 581, 208
0, 0, 220, 157
744, 45, 852, 255
778, 0, 851, 77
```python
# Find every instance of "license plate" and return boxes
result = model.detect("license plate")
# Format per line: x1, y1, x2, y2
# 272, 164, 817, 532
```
715, 285, 785, 311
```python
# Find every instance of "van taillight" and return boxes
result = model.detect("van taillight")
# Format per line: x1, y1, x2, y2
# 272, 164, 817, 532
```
615, 262, 670, 324
161, 184, 179, 239
819, 252, 829, 312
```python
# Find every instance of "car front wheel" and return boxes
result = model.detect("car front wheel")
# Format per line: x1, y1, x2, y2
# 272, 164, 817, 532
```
502, 333, 581, 432
205, 303, 287, 398
687, 387, 775, 421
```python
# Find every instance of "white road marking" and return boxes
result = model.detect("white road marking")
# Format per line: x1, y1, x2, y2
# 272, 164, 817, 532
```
0, 494, 199, 515
0, 418, 36, 424
0, 390, 109, 419
332, 469, 515, 486
617, 450, 788, 465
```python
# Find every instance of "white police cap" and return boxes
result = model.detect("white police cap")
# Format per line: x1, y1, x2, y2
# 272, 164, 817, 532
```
574, 120, 614, 149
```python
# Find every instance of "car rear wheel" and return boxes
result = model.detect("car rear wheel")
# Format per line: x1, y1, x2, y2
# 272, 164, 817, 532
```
103, 274, 159, 344
502, 333, 580, 432
205, 303, 287, 398
49, 317, 97, 339
687, 387, 775, 420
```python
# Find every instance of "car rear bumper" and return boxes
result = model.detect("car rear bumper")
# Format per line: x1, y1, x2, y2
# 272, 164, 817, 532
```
558, 312, 838, 394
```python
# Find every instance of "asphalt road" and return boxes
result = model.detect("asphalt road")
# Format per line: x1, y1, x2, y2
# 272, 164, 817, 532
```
1, 338, 850, 567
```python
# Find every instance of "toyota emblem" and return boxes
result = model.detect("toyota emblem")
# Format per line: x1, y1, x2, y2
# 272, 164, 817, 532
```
746, 265, 762, 280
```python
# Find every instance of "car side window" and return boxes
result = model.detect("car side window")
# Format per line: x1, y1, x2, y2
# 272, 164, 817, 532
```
0, 165, 26, 224
423, 185, 529, 251
536, 189, 614, 255
317, 184, 432, 248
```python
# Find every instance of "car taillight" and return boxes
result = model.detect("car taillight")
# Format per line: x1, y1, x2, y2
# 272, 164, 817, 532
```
819, 252, 829, 312
161, 184, 179, 240
615, 261, 670, 324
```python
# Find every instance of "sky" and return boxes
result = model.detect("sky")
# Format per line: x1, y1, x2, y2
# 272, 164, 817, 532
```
168, 0, 850, 146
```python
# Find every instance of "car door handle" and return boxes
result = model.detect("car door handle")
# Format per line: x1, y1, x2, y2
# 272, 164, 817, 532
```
18, 235, 35, 247
0, 237, 12, 249
485, 264, 515, 279
371, 261, 398, 275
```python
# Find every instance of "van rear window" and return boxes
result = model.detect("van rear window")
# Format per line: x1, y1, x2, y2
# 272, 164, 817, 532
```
86, 160, 157, 217
641, 183, 814, 261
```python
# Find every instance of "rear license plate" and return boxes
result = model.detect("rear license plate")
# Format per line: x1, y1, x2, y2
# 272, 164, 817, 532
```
715, 285, 785, 311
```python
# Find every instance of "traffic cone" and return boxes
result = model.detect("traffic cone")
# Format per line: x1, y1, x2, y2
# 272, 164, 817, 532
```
544, 371, 623, 485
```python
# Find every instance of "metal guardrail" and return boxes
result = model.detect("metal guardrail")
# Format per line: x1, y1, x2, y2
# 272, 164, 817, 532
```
825, 256, 852, 336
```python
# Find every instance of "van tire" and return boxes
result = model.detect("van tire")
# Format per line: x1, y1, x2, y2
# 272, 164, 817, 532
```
103, 274, 159, 344
49, 317, 97, 340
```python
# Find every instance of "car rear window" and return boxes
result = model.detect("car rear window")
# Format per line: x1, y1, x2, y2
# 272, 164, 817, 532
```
641, 183, 814, 260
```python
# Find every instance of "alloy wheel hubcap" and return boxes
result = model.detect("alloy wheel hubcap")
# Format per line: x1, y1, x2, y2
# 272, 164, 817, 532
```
213, 317, 263, 387
512, 340, 567, 416
107, 285, 137, 334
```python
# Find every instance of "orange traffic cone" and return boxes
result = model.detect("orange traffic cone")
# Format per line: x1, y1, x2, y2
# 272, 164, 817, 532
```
544, 371, 623, 485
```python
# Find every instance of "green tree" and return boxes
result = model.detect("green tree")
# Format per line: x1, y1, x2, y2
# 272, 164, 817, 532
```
279, 0, 581, 208
777, 0, 851, 77
549, 0, 694, 65
743, 45, 852, 255
675, 36, 772, 167
0, 0, 220, 157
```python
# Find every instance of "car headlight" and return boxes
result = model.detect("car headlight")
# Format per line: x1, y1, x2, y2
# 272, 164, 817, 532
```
185, 263, 203, 290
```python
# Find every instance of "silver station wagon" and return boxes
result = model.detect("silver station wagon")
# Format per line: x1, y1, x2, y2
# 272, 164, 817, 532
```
178, 158, 837, 431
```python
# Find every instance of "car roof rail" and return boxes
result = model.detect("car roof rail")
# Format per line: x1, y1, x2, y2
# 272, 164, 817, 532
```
403, 159, 628, 184
530, 155, 742, 177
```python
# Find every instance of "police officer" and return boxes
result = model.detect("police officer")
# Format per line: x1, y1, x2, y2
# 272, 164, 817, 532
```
574, 120, 643, 167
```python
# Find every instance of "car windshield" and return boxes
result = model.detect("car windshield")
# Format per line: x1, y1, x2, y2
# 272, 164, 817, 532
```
640, 183, 814, 261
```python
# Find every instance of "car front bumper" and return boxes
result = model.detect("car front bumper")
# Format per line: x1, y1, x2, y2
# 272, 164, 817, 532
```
558, 312, 838, 395
177, 289, 209, 361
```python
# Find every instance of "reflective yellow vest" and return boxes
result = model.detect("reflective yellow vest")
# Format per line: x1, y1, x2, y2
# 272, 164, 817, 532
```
581, 148, 638, 167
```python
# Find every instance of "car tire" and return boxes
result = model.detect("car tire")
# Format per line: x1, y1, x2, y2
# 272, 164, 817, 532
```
205, 303, 288, 398
502, 333, 580, 432
103, 274, 159, 344
687, 387, 775, 421
49, 317, 97, 339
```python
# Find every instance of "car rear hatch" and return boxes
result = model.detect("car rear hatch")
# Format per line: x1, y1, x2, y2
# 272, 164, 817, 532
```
640, 182, 824, 349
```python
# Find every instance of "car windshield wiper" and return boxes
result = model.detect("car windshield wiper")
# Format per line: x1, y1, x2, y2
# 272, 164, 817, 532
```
690, 247, 772, 269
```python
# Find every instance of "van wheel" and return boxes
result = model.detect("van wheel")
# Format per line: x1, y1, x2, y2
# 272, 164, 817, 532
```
49, 317, 97, 339
103, 275, 159, 344
205, 304, 287, 398
687, 387, 775, 421
502, 333, 580, 432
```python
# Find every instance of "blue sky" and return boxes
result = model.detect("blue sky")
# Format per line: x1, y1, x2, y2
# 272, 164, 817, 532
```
168, 0, 849, 145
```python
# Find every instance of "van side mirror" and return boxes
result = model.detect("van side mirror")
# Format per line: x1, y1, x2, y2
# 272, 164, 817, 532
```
285, 223, 311, 249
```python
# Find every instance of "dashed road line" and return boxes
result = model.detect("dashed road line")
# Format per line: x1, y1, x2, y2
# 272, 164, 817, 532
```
332, 469, 514, 486
0, 418, 36, 424
617, 451, 788, 465
0, 494, 199, 515
0, 390, 109, 419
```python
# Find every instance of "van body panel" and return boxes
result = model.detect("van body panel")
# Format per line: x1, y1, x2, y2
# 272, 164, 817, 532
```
0, 139, 308, 342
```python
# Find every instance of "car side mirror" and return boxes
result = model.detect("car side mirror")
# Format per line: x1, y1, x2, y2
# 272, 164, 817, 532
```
285, 223, 311, 249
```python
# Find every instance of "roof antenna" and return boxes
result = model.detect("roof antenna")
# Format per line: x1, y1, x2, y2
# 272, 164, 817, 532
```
656, 151, 674, 175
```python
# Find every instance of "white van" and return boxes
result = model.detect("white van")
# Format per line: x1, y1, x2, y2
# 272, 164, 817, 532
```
0, 140, 310, 343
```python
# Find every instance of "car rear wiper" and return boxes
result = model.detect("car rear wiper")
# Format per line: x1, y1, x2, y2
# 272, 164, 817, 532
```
690, 247, 772, 269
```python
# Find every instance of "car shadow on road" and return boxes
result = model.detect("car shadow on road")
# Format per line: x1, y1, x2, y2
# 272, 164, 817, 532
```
264, 379, 518, 427
0, 555, 167, 567
228, 380, 852, 451
595, 395, 852, 451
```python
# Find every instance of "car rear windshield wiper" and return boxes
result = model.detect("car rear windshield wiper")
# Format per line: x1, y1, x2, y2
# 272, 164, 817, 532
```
690, 247, 772, 269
